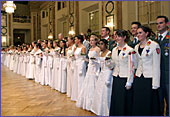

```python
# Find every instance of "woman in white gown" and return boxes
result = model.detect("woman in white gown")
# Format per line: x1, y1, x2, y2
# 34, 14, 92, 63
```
34, 43, 43, 83
47, 40, 54, 87
51, 40, 60, 89
7, 48, 11, 68
71, 35, 86, 101
40, 42, 49, 85
9, 46, 14, 71
1, 48, 5, 64
76, 34, 100, 111
26, 45, 33, 79
13, 48, 19, 73
58, 40, 67, 93
66, 36, 75, 97
26, 42, 36, 79
22, 46, 28, 76
3, 48, 7, 66
91, 39, 113, 116
17, 47, 23, 75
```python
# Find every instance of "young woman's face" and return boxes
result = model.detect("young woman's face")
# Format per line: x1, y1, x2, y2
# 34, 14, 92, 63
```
99, 41, 106, 51
67, 37, 73, 45
60, 41, 65, 47
116, 35, 125, 44
137, 28, 148, 42
74, 37, 80, 45
48, 42, 51, 48
32, 42, 35, 47
53, 41, 56, 47
35, 46, 39, 50
23, 47, 27, 51
90, 37, 97, 46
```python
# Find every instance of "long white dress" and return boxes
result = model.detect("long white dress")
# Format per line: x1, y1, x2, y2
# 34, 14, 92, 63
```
9, 50, 14, 71
3, 52, 7, 66
91, 51, 113, 116
22, 51, 27, 76
17, 52, 23, 75
34, 49, 42, 83
76, 51, 100, 110
26, 52, 30, 78
47, 52, 54, 87
71, 47, 84, 101
7, 51, 11, 68
58, 55, 67, 93
1, 51, 5, 64
19, 52, 24, 75
40, 52, 48, 85
66, 45, 75, 97
13, 51, 19, 73
51, 48, 60, 89
26, 49, 35, 79
75, 48, 87, 97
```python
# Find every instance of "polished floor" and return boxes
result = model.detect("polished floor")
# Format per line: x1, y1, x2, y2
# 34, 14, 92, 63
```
1, 64, 96, 116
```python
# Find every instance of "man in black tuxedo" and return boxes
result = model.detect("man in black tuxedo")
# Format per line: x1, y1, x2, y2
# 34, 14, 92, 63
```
128, 22, 141, 48
101, 27, 115, 51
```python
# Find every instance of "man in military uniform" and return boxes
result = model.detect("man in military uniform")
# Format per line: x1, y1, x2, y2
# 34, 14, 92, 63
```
128, 22, 141, 48
101, 27, 115, 51
153, 16, 169, 116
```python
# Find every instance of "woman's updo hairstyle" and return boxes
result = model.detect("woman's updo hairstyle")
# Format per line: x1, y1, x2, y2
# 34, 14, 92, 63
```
116, 29, 130, 43
75, 35, 84, 43
100, 39, 108, 48
138, 25, 152, 38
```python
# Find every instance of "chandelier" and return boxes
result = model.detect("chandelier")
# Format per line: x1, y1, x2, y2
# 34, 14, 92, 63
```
48, 33, 53, 40
3, 1, 16, 14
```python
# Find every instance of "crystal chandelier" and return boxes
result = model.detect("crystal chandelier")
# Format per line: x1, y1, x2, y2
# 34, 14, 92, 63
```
3, 1, 16, 14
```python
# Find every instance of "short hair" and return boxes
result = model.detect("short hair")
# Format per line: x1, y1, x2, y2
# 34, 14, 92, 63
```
131, 21, 141, 28
102, 27, 110, 34
157, 16, 169, 23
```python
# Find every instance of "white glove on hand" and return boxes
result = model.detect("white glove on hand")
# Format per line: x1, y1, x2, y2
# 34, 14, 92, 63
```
125, 82, 132, 90
152, 86, 158, 89
105, 81, 111, 87
125, 86, 132, 90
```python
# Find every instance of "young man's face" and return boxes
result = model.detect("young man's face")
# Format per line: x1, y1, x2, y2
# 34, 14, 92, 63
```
131, 24, 138, 36
156, 18, 168, 32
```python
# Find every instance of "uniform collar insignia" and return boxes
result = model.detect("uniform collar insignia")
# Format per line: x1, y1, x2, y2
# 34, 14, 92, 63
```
165, 35, 169, 39
123, 47, 126, 51
155, 35, 158, 40
147, 40, 151, 46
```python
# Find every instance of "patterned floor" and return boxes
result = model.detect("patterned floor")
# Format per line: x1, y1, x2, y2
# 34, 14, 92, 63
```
1, 65, 96, 116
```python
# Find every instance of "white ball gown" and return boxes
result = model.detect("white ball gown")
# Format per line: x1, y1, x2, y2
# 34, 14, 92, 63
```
76, 50, 100, 111
66, 45, 75, 97
34, 49, 42, 83
91, 51, 113, 116
71, 47, 86, 101
51, 48, 60, 89
58, 53, 67, 93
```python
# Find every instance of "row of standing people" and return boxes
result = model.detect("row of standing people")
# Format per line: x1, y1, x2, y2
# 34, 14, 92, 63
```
1, 34, 113, 116
1, 15, 169, 116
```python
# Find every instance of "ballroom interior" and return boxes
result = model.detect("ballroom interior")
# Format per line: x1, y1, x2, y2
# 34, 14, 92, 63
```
1, 1, 169, 116
1, 1, 169, 47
